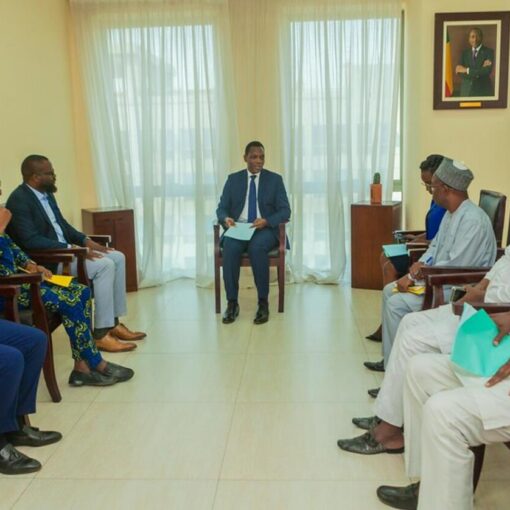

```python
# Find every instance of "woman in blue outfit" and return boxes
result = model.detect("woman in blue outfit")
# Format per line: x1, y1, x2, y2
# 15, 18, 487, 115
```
367, 155, 447, 343
0, 205, 133, 387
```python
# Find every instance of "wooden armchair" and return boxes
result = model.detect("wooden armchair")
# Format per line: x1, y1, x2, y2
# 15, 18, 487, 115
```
214, 223, 286, 314
0, 270, 64, 402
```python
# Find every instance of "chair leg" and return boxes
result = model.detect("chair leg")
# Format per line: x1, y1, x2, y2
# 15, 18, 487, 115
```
471, 444, 486, 493
43, 335, 62, 403
214, 261, 221, 314
277, 263, 285, 313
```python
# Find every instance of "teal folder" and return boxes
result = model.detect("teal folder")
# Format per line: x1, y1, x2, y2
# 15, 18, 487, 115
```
382, 243, 408, 258
451, 304, 510, 377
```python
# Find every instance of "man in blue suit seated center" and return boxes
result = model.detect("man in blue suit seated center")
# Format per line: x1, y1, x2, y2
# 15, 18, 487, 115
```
216, 141, 291, 324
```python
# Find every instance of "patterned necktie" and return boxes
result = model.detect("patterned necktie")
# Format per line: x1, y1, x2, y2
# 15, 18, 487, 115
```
472, 48, 477, 64
247, 175, 257, 223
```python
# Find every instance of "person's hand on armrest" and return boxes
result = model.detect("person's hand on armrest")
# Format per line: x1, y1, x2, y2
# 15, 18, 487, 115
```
456, 279, 490, 305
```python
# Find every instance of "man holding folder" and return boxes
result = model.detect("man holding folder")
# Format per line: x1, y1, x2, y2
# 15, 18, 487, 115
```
216, 141, 290, 324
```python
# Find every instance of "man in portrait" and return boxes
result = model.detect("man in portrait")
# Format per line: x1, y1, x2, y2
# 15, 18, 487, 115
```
455, 27, 494, 97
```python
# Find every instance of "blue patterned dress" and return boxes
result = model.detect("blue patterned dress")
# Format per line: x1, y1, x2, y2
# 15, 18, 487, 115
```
0, 234, 102, 368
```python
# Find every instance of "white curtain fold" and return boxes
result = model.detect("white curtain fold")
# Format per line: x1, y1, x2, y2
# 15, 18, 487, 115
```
70, 0, 239, 287
278, 0, 401, 283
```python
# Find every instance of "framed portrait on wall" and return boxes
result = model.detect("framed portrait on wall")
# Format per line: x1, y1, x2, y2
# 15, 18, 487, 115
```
433, 11, 510, 110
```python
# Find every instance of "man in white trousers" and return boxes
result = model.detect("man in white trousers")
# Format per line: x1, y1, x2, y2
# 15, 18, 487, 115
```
338, 244, 510, 456
376, 344, 510, 510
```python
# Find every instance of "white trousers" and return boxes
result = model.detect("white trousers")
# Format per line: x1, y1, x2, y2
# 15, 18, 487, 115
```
374, 304, 459, 426
403, 353, 510, 510
381, 283, 424, 366
71, 250, 127, 329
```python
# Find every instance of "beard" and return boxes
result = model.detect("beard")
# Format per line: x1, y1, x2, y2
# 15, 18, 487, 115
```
41, 182, 58, 194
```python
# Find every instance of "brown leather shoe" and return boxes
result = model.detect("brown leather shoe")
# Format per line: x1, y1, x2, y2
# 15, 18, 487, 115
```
95, 333, 137, 352
110, 323, 147, 341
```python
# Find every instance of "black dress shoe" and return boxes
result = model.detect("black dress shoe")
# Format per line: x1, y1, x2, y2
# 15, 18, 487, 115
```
222, 302, 240, 324
68, 370, 116, 387
0, 444, 41, 475
96, 362, 135, 383
377, 482, 419, 509
363, 359, 385, 372
337, 431, 404, 455
352, 416, 380, 430
368, 387, 380, 398
254, 302, 269, 324
7, 426, 62, 447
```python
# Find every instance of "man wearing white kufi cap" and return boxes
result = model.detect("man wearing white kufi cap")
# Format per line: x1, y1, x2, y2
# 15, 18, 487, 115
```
338, 157, 497, 458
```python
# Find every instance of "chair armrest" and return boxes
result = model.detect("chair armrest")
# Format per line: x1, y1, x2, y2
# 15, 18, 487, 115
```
0, 273, 44, 285
406, 242, 429, 249
452, 302, 510, 316
28, 253, 75, 265
213, 224, 221, 259
394, 229, 426, 236
87, 234, 111, 247
28, 248, 88, 284
0, 284, 21, 322
423, 269, 489, 309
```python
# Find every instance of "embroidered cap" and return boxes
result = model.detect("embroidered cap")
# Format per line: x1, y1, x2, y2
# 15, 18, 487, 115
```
435, 158, 474, 191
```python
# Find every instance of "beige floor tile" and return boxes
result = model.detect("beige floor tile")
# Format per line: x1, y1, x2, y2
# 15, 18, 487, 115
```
139, 319, 252, 354
213, 480, 395, 510
38, 402, 233, 479
12, 480, 216, 510
15, 403, 90, 465
0, 479, 31, 509
94, 353, 245, 403
247, 315, 365, 354
479, 443, 510, 481
221, 402, 406, 481
475, 480, 510, 510
238, 353, 379, 403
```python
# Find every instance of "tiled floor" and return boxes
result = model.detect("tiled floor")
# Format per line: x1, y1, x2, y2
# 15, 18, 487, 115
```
4, 280, 509, 509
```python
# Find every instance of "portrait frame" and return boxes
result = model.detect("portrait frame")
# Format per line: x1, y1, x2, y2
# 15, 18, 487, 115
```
433, 11, 510, 110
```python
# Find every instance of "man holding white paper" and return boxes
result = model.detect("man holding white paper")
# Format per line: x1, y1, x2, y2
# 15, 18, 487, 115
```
216, 141, 290, 324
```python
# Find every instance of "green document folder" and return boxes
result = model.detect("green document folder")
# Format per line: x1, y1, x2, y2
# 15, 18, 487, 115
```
223, 222, 255, 241
382, 244, 408, 258
451, 304, 510, 377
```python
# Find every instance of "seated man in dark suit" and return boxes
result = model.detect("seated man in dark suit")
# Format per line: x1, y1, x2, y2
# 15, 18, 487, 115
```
216, 141, 291, 324
0, 320, 62, 474
6, 155, 145, 353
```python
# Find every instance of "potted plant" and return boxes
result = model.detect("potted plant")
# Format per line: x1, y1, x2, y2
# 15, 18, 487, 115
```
370, 172, 382, 204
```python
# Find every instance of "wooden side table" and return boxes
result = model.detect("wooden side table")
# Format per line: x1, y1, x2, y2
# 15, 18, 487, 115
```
81, 207, 138, 292
351, 201, 402, 290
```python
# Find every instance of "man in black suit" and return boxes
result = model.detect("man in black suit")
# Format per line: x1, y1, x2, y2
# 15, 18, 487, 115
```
6, 155, 145, 353
456, 27, 494, 97
216, 141, 291, 324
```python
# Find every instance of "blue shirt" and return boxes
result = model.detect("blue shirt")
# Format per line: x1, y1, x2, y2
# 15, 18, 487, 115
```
26, 185, 67, 244
425, 200, 446, 240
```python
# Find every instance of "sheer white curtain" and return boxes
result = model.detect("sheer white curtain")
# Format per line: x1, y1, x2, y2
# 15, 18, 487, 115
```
70, 0, 239, 287
278, 0, 401, 283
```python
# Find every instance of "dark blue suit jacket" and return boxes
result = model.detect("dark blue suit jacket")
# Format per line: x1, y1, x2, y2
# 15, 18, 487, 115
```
216, 169, 291, 240
6, 184, 87, 250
